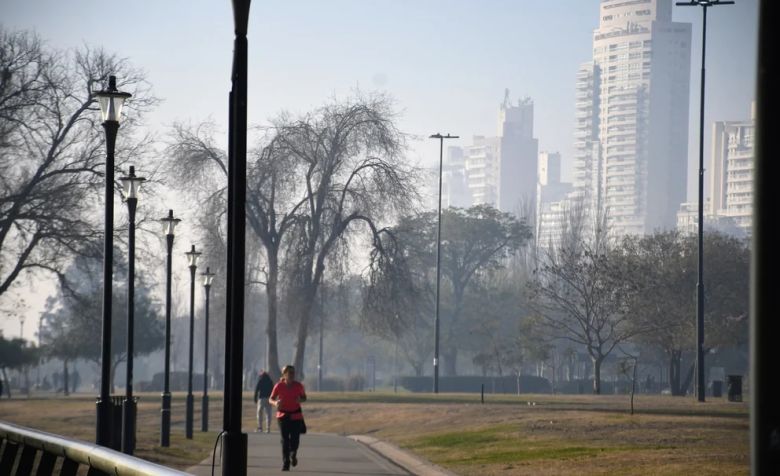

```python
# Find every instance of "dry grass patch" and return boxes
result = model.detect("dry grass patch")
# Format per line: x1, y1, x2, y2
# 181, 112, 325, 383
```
0, 393, 222, 470
298, 393, 748, 475
1, 391, 748, 475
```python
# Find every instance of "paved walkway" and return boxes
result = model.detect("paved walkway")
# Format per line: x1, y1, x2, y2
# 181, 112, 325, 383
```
189, 431, 414, 476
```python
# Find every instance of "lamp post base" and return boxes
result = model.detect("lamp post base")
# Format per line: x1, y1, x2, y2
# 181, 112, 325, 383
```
221, 431, 247, 476
185, 393, 194, 439
201, 394, 209, 432
160, 392, 171, 447
121, 397, 136, 455
95, 398, 110, 447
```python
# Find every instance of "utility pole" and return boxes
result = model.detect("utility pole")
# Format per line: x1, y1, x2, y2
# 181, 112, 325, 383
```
429, 133, 459, 393
675, 0, 733, 403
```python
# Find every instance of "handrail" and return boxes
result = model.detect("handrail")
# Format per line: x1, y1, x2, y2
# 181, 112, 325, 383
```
0, 420, 191, 476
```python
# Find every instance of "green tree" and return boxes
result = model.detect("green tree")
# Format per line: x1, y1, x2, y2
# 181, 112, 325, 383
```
365, 205, 531, 375
40, 245, 164, 391
0, 335, 38, 398
619, 230, 750, 395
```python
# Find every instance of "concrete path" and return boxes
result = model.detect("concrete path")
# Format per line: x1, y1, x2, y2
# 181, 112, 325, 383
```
189, 431, 413, 476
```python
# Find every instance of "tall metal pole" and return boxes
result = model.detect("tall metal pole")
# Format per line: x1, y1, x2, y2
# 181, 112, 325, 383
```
122, 176, 138, 455
676, 0, 733, 403
752, 1, 780, 472
94, 75, 130, 447
429, 133, 458, 393
223, 1, 250, 474
202, 268, 213, 433
160, 211, 176, 448
97, 119, 117, 446
186, 246, 198, 439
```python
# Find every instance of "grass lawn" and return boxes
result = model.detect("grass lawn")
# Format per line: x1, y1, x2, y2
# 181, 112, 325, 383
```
0, 391, 748, 475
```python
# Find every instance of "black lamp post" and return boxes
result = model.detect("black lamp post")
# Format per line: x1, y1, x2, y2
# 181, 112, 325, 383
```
676, 0, 733, 403
429, 133, 458, 394
159, 209, 180, 447
185, 245, 201, 439
119, 165, 145, 455
93, 75, 131, 446
201, 267, 216, 432
223, 1, 251, 474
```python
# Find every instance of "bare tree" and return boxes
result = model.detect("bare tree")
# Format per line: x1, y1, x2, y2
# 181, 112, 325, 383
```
273, 94, 416, 376
527, 207, 636, 394
168, 93, 416, 378
0, 27, 154, 298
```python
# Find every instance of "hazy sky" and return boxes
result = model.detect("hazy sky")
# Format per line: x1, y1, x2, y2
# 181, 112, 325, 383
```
1, 0, 760, 339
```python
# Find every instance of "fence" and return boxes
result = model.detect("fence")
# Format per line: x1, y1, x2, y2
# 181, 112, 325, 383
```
0, 420, 190, 476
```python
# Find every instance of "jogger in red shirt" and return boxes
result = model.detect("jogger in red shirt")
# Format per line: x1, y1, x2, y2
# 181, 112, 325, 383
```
270, 365, 307, 471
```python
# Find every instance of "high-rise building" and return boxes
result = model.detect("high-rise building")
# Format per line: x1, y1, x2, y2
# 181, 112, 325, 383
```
441, 146, 471, 209
497, 92, 538, 214
431, 92, 538, 218
537, 151, 573, 250
573, 0, 692, 236
706, 102, 755, 236
464, 136, 501, 207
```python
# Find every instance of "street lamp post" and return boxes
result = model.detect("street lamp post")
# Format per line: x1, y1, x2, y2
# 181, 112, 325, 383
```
202, 267, 216, 432
429, 133, 459, 394
159, 210, 180, 447
119, 166, 145, 455
675, 0, 733, 403
185, 245, 201, 439
223, 1, 251, 474
93, 75, 131, 446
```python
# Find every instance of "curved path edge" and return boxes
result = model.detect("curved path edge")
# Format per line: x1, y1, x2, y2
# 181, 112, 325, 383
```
349, 434, 457, 476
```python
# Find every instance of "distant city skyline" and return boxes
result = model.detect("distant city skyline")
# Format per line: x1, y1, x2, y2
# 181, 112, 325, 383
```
1, 0, 760, 339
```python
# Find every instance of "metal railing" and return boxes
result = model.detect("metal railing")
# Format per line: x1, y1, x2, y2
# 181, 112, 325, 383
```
0, 420, 191, 476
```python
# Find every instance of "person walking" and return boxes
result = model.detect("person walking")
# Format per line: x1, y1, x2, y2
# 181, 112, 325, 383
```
254, 369, 274, 433
270, 365, 307, 471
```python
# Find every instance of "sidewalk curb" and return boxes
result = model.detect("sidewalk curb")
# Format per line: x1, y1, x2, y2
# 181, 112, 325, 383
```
349, 435, 457, 476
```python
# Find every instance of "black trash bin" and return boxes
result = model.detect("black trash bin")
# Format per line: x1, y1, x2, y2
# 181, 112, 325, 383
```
727, 375, 742, 402
711, 380, 723, 398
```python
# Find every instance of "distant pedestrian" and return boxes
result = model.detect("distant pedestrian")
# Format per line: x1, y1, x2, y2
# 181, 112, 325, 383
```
254, 369, 274, 433
270, 365, 307, 471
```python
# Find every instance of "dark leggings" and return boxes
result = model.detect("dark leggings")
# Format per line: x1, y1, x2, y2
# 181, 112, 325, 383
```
278, 416, 301, 460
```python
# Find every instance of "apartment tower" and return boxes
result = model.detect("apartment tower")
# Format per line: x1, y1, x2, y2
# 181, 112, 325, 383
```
574, 0, 692, 236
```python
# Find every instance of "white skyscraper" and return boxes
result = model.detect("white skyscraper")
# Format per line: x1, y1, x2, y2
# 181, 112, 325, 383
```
706, 102, 755, 236
574, 0, 692, 236
464, 136, 501, 207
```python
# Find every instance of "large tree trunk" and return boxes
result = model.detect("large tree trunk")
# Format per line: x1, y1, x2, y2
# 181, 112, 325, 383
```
442, 286, 466, 376
592, 356, 603, 394
265, 252, 281, 380
293, 284, 318, 379
293, 255, 327, 379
